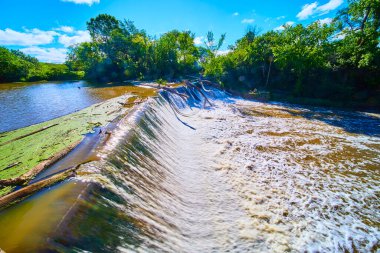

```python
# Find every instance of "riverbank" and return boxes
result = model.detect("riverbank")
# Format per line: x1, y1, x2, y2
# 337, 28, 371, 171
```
0, 85, 157, 198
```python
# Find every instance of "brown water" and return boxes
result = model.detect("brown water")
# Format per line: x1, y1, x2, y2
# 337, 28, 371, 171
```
0, 181, 89, 251
0, 81, 147, 133
0, 87, 379, 252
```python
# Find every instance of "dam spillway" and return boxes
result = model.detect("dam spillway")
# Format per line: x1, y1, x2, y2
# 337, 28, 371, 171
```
0, 86, 379, 252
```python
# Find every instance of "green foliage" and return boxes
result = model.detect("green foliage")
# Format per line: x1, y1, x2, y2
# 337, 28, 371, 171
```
66, 4, 375, 106
6, 0, 374, 107
152, 30, 199, 79
202, 0, 379, 107
271, 23, 335, 95
0, 47, 35, 82
204, 31, 226, 57
87, 14, 120, 44
68, 14, 200, 81
335, 0, 380, 68
0, 47, 83, 83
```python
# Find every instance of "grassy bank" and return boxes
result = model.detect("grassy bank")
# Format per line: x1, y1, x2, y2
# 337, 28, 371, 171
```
0, 85, 156, 197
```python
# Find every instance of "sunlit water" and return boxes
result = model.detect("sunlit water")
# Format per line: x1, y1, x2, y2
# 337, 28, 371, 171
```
0, 81, 141, 133
0, 87, 379, 252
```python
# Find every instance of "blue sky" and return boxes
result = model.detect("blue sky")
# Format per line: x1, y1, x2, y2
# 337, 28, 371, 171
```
0, 0, 346, 63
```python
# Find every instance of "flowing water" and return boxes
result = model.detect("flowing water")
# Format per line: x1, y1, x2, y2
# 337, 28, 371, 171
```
0, 81, 146, 133
0, 87, 379, 252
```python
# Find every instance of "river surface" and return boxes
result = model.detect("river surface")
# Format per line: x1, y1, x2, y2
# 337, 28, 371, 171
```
0, 81, 138, 133
0, 87, 379, 252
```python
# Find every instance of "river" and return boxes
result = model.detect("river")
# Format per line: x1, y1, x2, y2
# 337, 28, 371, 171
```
0, 86, 379, 252
0, 81, 139, 133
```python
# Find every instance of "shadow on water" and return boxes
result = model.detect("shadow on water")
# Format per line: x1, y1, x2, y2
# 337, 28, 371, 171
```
44, 184, 145, 252
277, 106, 380, 137
158, 85, 232, 130
210, 87, 380, 137
160, 89, 198, 130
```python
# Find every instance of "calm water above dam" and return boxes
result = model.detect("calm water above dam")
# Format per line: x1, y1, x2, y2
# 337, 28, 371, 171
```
0, 81, 138, 133
0, 87, 379, 252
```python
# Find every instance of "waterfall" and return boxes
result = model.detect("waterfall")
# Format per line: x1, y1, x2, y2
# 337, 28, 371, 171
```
0, 86, 379, 252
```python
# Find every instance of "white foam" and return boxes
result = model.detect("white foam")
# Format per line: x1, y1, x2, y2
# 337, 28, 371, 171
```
76, 88, 380, 252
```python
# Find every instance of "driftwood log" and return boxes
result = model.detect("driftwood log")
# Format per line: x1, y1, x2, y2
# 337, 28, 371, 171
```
0, 162, 21, 172
0, 164, 82, 209
183, 80, 213, 107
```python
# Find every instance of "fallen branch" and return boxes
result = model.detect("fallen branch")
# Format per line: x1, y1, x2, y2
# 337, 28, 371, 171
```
161, 86, 189, 100
0, 123, 59, 147
117, 100, 146, 107
199, 81, 213, 92
0, 163, 82, 209
107, 108, 122, 116
186, 75, 221, 87
184, 80, 213, 107
0, 162, 21, 172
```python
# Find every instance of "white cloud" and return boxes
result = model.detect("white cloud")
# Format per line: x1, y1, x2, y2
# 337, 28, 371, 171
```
241, 19, 255, 24
274, 21, 295, 31
296, 2, 318, 20
20, 47, 67, 63
318, 0, 343, 13
193, 36, 203, 45
216, 49, 231, 56
276, 16, 286, 20
318, 17, 333, 25
0, 26, 92, 48
333, 32, 346, 40
296, 0, 344, 20
0, 26, 92, 62
61, 0, 100, 6
205, 40, 213, 47
0, 28, 58, 46
58, 30, 91, 47
55, 26, 74, 33
233, 12, 239, 16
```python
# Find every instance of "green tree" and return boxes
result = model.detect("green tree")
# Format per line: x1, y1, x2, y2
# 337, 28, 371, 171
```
204, 31, 226, 57
0, 47, 31, 82
152, 30, 199, 79
271, 23, 335, 95
87, 14, 120, 44
335, 0, 380, 68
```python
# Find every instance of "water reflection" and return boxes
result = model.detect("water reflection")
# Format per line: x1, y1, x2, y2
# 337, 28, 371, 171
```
0, 181, 88, 252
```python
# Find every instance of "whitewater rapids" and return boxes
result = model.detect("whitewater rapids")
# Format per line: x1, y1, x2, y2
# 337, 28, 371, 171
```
56, 86, 378, 253
2, 86, 378, 252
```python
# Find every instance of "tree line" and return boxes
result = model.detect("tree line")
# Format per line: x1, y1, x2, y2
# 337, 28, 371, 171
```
0, 47, 83, 83
66, 15, 201, 82
66, 0, 379, 107
1, 0, 379, 108
204, 0, 380, 107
